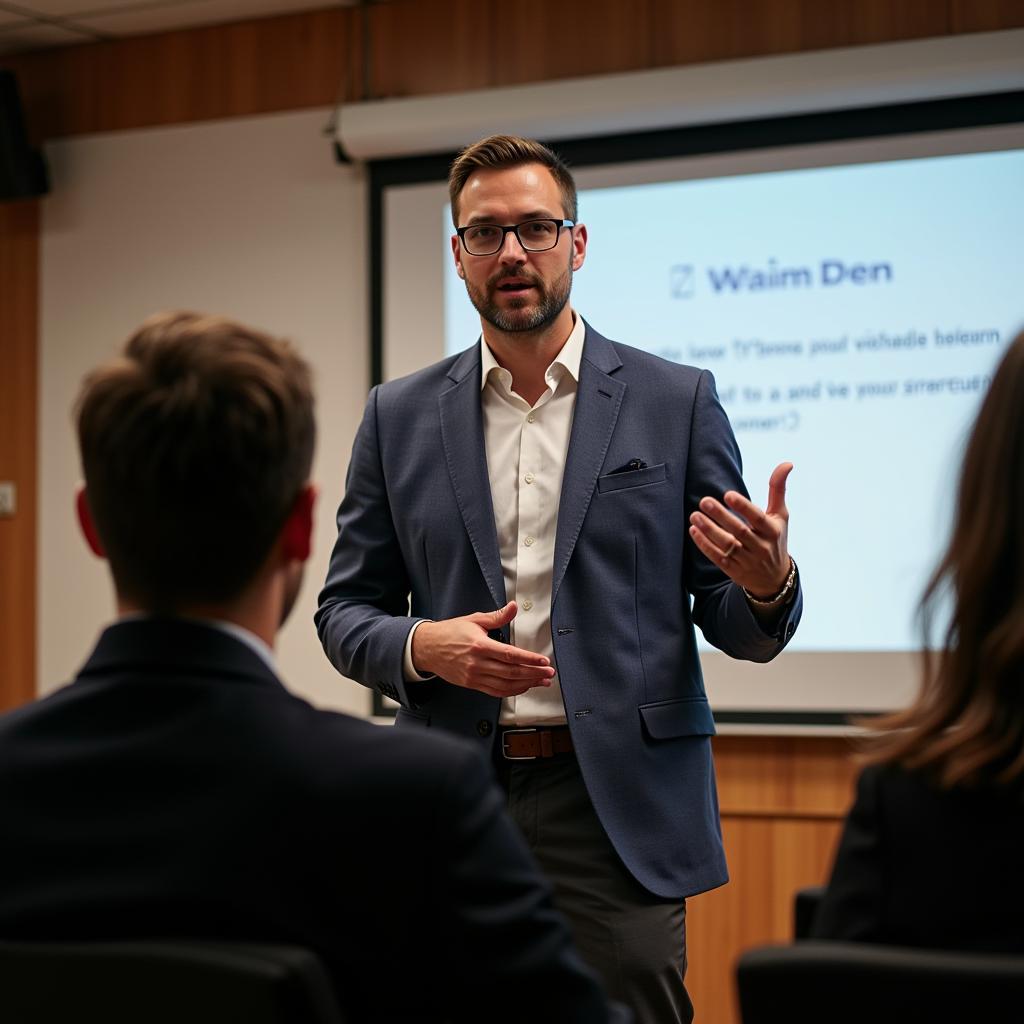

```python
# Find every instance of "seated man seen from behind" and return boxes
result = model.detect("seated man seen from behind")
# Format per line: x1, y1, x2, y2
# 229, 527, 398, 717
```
0, 311, 628, 1024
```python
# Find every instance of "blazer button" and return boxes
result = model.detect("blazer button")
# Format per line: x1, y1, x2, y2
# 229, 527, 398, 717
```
476, 720, 493, 737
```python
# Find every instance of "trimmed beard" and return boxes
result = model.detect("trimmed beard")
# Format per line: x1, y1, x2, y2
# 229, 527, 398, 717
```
465, 263, 573, 335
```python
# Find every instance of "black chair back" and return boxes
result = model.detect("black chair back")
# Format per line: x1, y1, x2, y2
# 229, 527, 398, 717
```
737, 940, 1024, 1024
0, 941, 345, 1024
792, 884, 824, 940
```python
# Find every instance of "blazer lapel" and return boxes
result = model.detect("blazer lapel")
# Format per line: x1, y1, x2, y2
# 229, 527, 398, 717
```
552, 327, 625, 604
438, 345, 507, 609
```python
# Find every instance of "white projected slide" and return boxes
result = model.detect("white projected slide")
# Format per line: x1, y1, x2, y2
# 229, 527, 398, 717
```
384, 124, 1024, 720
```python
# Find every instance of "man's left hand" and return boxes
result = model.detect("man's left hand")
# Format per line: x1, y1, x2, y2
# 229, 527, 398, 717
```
688, 462, 793, 598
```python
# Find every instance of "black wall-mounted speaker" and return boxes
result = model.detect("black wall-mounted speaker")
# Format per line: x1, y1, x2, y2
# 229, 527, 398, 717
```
0, 69, 49, 200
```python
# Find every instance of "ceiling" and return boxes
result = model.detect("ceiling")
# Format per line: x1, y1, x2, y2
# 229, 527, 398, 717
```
0, 0, 356, 54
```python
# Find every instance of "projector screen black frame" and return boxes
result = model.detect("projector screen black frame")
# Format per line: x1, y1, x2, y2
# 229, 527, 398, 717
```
365, 88, 1024, 724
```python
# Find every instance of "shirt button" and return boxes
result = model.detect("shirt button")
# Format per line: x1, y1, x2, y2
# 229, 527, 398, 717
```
524, 472, 535, 484
524, 536, 535, 547
526, 413, 536, 423
522, 600, 533, 611
476, 719, 492, 737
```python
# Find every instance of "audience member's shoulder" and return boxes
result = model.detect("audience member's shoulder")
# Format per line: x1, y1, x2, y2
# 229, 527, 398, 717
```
0, 682, 78, 734
858, 760, 934, 802
0, 698, 36, 737
269, 688, 487, 786
861, 758, 1024, 817
324, 703, 480, 764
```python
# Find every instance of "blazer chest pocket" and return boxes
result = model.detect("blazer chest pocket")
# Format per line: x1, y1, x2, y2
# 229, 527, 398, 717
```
597, 462, 667, 494
639, 696, 716, 739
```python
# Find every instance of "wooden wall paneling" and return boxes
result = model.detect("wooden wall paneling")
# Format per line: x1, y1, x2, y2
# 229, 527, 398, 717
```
0, 199, 39, 711
649, 0, 960, 69
795, 0, 951, 51
4, 8, 354, 141
487, 0, 655, 90
365, 0, 496, 99
366, 0, 654, 102
713, 736, 860, 817
4, 0, 1024, 141
681, 735, 858, 1024
713, 736, 857, 1021
950, 0, 1024, 34
649, 0, 803, 67
687, 815, 844, 1024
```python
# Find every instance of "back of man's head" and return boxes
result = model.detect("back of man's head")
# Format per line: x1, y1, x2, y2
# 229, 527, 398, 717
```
76, 311, 315, 612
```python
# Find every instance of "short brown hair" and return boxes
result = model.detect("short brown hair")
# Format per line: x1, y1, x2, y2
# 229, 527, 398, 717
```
448, 134, 577, 225
76, 311, 315, 611
864, 328, 1024, 787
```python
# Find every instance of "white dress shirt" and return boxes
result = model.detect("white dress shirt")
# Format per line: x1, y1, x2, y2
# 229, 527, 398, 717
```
403, 314, 584, 727
483, 314, 584, 726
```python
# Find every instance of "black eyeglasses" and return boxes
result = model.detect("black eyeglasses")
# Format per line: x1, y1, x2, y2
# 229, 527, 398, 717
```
456, 219, 575, 256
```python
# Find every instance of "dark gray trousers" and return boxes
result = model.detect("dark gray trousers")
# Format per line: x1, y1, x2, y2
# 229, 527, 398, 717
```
495, 753, 693, 1024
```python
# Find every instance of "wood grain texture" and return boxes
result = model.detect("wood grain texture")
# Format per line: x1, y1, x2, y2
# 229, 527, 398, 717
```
687, 814, 844, 1024
684, 735, 858, 1024
650, 0, 804, 66
714, 735, 861, 817
486, 0, 655, 89
4, 0, 1023, 140
365, 0, 495, 98
794, 0, 951, 51
0, 199, 39, 711
4, 8, 353, 142
951, 0, 1024, 34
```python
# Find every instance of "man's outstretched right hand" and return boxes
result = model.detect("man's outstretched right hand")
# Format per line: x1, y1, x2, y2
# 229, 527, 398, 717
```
411, 601, 555, 699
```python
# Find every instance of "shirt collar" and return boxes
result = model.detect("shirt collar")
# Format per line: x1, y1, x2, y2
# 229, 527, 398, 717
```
203, 619, 278, 672
480, 311, 585, 392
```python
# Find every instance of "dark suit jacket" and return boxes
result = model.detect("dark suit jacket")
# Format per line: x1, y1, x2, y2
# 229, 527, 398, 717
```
316, 324, 802, 899
0, 618, 627, 1023
813, 762, 1024, 952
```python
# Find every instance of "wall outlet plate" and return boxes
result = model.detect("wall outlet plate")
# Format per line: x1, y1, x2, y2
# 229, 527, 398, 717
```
0, 482, 16, 517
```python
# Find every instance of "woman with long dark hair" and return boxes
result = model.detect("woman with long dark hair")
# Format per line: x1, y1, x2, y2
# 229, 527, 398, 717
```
813, 328, 1024, 951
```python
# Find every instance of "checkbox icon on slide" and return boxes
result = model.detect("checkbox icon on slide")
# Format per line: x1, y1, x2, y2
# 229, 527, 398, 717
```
670, 264, 695, 299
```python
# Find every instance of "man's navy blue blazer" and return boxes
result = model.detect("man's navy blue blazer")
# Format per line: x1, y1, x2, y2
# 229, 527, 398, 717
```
0, 618, 625, 1023
317, 323, 802, 899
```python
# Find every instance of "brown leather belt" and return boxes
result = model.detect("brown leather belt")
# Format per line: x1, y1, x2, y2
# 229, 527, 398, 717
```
500, 726, 574, 760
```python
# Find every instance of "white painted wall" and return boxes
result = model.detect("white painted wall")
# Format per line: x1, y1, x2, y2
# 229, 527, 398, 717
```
38, 108, 372, 716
